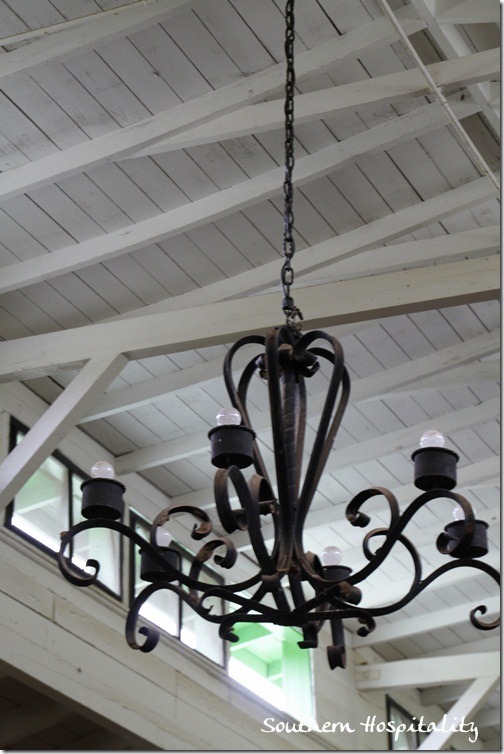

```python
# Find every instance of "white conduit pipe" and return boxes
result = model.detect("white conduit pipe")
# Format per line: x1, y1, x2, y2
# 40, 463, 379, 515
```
378, 0, 500, 192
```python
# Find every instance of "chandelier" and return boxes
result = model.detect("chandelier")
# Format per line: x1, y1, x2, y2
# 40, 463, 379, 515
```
58, 0, 499, 670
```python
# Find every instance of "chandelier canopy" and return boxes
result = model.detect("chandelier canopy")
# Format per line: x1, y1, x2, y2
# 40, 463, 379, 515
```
58, 0, 499, 671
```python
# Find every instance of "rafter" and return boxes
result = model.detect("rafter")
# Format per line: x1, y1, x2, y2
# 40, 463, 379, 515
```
0, 256, 498, 383
354, 652, 499, 689
108, 176, 498, 322
352, 596, 500, 647
0, 7, 425, 204
81, 325, 499, 424
0, 0, 193, 81
0, 99, 479, 293
134, 48, 499, 156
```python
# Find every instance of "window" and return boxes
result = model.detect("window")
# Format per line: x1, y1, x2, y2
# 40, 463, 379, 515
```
229, 622, 314, 722
130, 513, 225, 666
5, 419, 121, 597
386, 697, 422, 750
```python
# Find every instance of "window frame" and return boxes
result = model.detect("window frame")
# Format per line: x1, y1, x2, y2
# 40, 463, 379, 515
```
4, 417, 123, 600
386, 695, 422, 750
129, 510, 226, 667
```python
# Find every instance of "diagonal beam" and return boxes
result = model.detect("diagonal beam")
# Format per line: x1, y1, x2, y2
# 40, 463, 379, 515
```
135, 48, 499, 155
0, 98, 478, 293
418, 676, 499, 750
0, 0, 193, 81
0, 255, 498, 383
354, 652, 499, 689
436, 0, 500, 25
0, 7, 425, 204
0, 354, 126, 513
109, 175, 498, 322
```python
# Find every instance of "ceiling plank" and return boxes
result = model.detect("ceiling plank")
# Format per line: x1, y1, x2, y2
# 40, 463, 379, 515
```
0, 7, 425, 204
134, 48, 499, 155
355, 652, 499, 689
0, 255, 498, 382
353, 596, 500, 647
0, 354, 126, 512
418, 676, 499, 750
109, 176, 498, 323
0, 98, 479, 293
82, 324, 499, 424
0, 0, 193, 81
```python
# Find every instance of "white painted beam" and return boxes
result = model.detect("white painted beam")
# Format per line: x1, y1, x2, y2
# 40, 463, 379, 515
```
0, 0, 193, 80
115, 357, 499, 475
0, 255, 498, 382
0, 99, 478, 292
82, 324, 499, 424
110, 175, 498, 323
0, 8, 425, 204
474, 705, 501, 729
355, 652, 499, 689
436, 0, 500, 24
421, 682, 471, 706
135, 48, 499, 155
418, 676, 499, 750
353, 596, 500, 647
0, 354, 126, 513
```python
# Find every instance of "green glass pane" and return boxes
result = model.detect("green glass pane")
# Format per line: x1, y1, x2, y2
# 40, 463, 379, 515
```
12, 450, 68, 552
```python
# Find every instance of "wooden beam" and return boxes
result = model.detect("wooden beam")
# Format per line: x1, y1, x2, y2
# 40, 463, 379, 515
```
0, 354, 126, 513
82, 323, 499, 424
473, 705, 501, 729
421, 682, 473, 707
354, 652, 499, 689
110, 175, 498, 323
436, 0, 500, 25
135, 48, 500, 155
0, 98, 478, 292
353, 596, 500, 647
0, 255, 498, 382
0, 0, 193, 81
418, 676, 499, 750
0, 7, 425, 203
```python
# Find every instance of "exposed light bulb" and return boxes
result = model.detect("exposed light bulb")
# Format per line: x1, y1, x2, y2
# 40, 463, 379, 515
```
321, 546, 343, 567
216, 407, 242, 426
419, 429, 445, 448
90, 460, 115, 479
156, 528, 173, 548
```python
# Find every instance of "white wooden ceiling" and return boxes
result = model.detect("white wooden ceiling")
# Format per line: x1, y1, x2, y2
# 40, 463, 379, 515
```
0, 0, 500, 748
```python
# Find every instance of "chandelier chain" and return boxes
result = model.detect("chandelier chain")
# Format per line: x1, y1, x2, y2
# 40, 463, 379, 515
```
281, 0, 303, 328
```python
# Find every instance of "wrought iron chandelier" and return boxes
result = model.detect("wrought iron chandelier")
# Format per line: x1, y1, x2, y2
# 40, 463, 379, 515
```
58, 0, 499, 670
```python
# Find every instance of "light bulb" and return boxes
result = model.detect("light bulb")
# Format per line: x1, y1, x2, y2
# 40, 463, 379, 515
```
321, 546, 343, 567
419, 429, 445, 448
156, 528, 173, 548
90, 460, 115, 479
216, 407, 242, 426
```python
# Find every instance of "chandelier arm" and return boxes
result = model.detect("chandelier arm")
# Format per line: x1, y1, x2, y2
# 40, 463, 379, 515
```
346, 486, 401, 529
365, 559, 500, 627
151, 504, 212, 543
214, 465, 277, 574
126, 581, 213, 653
188, 537, 237, 602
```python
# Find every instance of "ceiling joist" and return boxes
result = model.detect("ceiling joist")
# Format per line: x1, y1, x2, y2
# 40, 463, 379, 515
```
0, 255, 498, 383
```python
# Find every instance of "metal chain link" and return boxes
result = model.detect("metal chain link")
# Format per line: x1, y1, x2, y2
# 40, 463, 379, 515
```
281, 0, 303, 329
